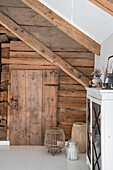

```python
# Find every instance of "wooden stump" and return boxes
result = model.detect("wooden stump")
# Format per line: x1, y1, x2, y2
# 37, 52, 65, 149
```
72, 122, 86, 153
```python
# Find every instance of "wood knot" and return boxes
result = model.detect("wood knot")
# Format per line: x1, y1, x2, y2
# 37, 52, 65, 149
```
41, 50, 45, 53
52, 55, 56, 59
14, 28, 17, 31
78, 75, 81, 79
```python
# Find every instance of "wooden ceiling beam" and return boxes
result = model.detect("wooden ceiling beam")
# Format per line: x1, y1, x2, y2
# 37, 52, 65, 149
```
21, 0, 101, 55
0, 10, 89, 87
89, 0, 113, 16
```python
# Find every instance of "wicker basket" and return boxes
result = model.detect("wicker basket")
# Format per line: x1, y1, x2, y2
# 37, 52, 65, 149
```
72, 122, 86, 153
44, 127, 65, 155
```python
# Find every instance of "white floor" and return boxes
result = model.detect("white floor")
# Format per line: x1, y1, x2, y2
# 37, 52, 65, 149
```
0, 146, 89, 170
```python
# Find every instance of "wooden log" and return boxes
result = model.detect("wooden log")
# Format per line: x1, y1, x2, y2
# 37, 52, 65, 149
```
1, 65, 9, 72
4, 57, 94, 67
58, 97, 86, 103
60, 67, 94, 77
59, 90, 86, 97
60, 84, 85, 91
9, 41, 89, 52
60, 76, 80, 85
10, 51, 42, 58
0, 127, 7, 139
1, 72, 9, 82
10, 51, 94, 59
0, 11, 89, 87
0, 34, 8, 42
0, 81, 8, 91
0, 102, 7, 115
59, 111, 86, 123
21, 0, 101, 55
58, 103, 86, 110
1, 43, 10, 48
10, 65, 59, 70
1, 47, 10, 59
2, 58, 53, 65
0, 91, 8, 101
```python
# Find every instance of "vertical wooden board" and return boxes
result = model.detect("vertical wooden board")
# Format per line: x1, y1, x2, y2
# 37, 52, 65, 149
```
26, 70, 43, 145
10, 70, 26, 145
10, 70, 18, 145
42, 70, 59, 144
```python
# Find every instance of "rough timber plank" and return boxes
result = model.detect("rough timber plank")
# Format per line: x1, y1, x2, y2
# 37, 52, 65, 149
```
0, 34, 8, 42
42, 70, 58, 144
0, 10, 89, 87
26, 70, 43, 145
10, 65, 59, 70
10, 70, 26, 145
2, 58, 94, 67
0, 7, 52, 26
21, 0, 101, 55
8, 40, 89, 52
0, 0, 26, 7
58, 111, 86, 125
1, 47, 10, 59
10, 51, 94, 59
59, 90, 86, 97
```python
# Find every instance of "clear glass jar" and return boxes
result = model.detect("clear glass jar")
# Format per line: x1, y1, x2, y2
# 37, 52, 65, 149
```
66, 138, 79, 161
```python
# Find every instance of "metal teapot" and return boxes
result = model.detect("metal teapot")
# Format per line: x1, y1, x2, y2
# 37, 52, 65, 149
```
66, 138, 79, 161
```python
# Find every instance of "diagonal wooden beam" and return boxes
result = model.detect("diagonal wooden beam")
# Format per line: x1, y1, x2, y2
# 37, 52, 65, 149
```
0, 10, 89, 87
89, 0, 113, 16
21, 0, 101, 56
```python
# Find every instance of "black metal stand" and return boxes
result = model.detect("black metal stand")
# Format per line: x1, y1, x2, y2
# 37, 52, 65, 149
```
48, 150, 62, 156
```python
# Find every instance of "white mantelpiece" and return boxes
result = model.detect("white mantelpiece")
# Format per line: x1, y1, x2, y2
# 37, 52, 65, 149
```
86, 88, 113, 170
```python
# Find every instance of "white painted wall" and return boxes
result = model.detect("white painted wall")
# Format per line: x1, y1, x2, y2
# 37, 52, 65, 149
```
95, 33, 113, 82
37, 0, 113, 79
38, 0, 113, 43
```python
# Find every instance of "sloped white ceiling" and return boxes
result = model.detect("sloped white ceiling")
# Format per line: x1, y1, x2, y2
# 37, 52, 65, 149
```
38, 0, 113, 44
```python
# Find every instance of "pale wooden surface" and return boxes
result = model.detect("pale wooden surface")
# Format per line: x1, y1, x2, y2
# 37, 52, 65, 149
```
0, 146, 89, 170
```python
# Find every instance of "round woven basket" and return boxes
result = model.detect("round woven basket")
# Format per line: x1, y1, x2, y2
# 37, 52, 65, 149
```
72, 122, 86, 153
44, 127, 65, 152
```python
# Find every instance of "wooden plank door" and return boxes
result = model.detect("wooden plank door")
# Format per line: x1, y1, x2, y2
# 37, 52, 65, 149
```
42, 70, 59, 144
10, 70, 59, 145
10, 70, 26, 145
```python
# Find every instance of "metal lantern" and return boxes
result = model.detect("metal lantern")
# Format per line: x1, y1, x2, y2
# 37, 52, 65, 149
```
44, 127, 65, 156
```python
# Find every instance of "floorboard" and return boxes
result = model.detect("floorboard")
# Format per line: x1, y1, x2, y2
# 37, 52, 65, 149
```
0, 146, 89, 170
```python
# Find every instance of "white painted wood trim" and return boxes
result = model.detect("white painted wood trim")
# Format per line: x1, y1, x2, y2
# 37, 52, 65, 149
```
0, 141, 10, 146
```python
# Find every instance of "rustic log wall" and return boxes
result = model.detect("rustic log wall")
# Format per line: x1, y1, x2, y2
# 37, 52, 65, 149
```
0, 0, 94, 141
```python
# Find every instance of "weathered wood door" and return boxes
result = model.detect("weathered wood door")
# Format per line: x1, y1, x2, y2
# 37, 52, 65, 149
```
10, 70, 59, 145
